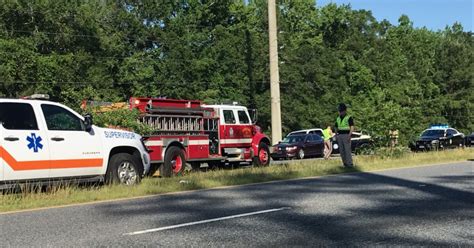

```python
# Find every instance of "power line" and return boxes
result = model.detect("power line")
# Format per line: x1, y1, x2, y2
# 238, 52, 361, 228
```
0, 80, 271, 85
0, 50, 258, 62
0, 21, 258, 43
0, 50, 164, 61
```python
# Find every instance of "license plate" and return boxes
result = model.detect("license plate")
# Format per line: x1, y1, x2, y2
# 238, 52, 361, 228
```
418, 145, 425, 149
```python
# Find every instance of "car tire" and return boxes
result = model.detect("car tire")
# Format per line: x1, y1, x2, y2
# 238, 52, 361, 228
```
297, 149, 305, 159
161, 146, 186, 177
106, 153, 142, 185
253, 142, 270, 167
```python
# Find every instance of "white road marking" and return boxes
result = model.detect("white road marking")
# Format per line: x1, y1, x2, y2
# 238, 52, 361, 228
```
124, 207, 291, 236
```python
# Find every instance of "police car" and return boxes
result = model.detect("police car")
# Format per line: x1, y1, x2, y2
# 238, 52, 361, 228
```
411, 125, 465, 151
0, 95, 150, 189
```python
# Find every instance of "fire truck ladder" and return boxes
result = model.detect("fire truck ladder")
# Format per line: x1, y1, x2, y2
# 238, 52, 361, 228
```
140, 106, 218, 136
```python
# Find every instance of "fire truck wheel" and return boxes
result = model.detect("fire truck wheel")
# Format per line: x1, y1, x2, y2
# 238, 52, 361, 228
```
161, 146, 186, 177
106, 153, 142, 185
254, 142, 270, 167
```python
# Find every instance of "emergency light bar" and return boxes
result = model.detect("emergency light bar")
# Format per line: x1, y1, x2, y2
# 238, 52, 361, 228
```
430, 124, 449, 129
22, 94, 50, 100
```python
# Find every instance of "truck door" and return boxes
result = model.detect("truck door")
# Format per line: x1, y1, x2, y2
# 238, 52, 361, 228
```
40, 104, 103, 178
236, 109, 253, 140
221, 109, 237, 144
0, 102, 50, 181
221, 108, 254, 145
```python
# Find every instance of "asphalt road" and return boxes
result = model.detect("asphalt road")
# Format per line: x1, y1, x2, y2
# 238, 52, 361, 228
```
1, 161, 473, 247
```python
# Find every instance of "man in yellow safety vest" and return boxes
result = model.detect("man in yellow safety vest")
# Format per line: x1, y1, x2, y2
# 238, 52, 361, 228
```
335, 103, 354, 167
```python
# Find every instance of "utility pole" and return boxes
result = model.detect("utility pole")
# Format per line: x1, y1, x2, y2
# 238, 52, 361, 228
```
268, 0, 282, 144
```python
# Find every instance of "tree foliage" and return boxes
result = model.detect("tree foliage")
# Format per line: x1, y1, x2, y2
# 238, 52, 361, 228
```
0, 0, 472, 144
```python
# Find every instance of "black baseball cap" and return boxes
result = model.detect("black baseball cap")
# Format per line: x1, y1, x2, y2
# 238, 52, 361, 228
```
338, 103, 347, 112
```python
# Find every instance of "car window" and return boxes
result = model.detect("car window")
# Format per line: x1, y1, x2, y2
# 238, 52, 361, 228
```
289, 131, 306, 136
305, 135, 313, 142
237, 110, 250, 124
447, 129, 456, 136
42, 104, 84, 131
0, 103, 39, 130
313, 135, 323, 141
223, 110, 236, 124
309, 130, 323, 136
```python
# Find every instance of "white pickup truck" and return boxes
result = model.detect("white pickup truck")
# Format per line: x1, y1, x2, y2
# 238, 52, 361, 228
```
0, 95, 150, 189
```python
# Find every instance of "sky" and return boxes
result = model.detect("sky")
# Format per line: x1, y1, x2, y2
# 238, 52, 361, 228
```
318, 0, 473, 31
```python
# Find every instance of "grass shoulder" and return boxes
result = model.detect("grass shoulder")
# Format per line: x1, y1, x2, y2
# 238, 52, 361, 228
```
1, 148, 472, 213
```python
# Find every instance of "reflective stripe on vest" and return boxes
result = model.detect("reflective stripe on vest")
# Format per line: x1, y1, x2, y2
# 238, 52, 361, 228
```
336, 115, 351, 130
322, 128, 331, 140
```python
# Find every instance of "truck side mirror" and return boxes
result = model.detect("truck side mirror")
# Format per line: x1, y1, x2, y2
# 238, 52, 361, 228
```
249, 109, 258, 124
83, 114, 93, 132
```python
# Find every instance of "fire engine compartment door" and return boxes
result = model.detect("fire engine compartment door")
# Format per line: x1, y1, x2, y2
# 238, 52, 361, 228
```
203, 118, 219, 155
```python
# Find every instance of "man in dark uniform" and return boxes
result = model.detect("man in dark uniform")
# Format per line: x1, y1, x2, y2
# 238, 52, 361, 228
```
335, 103, 354, 167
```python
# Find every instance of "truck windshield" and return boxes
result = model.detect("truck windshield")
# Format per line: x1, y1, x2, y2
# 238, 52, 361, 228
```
421, 129, 445, 137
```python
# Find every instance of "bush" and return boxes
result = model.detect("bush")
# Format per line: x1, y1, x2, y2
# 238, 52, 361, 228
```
91, 108, 152, 135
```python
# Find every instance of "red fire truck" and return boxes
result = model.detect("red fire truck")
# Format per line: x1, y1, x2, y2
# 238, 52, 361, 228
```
129, 97, 271, 177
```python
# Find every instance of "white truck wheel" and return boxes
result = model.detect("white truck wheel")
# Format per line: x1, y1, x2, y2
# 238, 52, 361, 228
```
106, 153, 142, 185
